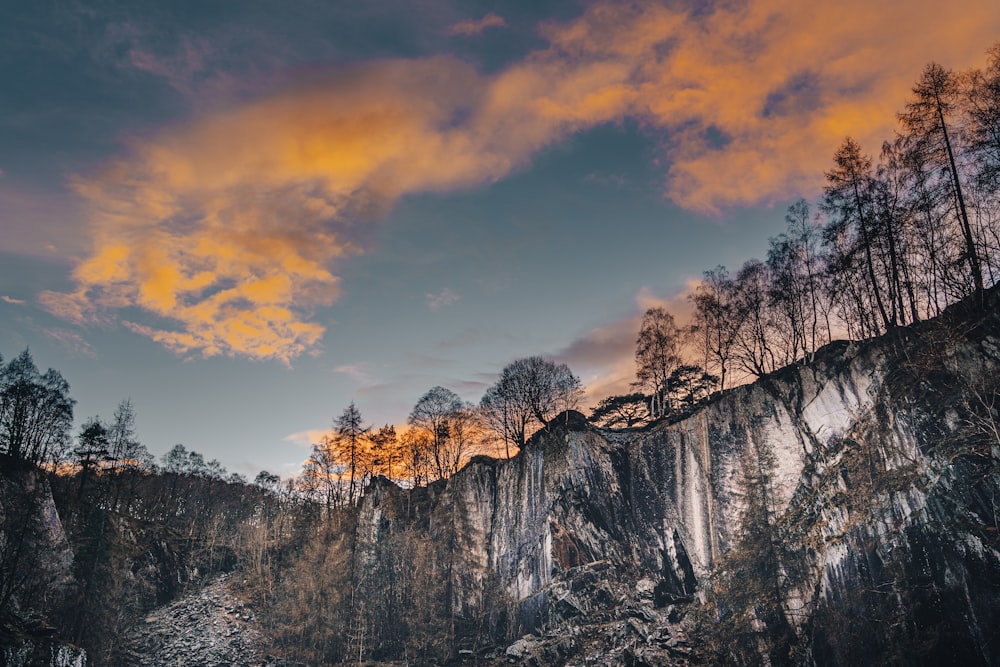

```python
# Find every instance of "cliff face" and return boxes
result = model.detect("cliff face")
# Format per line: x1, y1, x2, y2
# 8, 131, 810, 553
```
0, 468, 86, 667
356, 295, 1000, 664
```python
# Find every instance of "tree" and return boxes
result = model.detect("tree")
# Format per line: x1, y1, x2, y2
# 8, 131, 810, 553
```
899, 62, 984, 302
400, 427, 434, 487
369, 424, 400, 481
588, 393, 650, 428
298, 435, 344, 514
731, 259, 778, 378
480, 383, 525, 458
665, 365, 717, 413
872, 140, 922, 325
161, 443, 227, 478
106, 398, 151, 470
409, 386, 466, 480
480, 357, 581, 455
824, 137, 894, 333
692, 266, 741, 391
634, 308, 683, 418
73, 416, 111, 501
965, 43, 1000, 191
767, 199, 831, 364
0, 349, 75, 465
333, 403, 369, 505
74, 417, 110, 470
254, 470, 283, 491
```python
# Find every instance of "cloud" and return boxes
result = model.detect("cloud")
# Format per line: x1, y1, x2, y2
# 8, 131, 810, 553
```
334, 362, 374, 383
426, 288, 460, 311
46, 0, 1000, 361
101, 20, 271, 103
546, 0, 999, 212
447, 13, 507, 37
42, 328, 96, 358
282, 429, 330, 448
1, 296, 25, 305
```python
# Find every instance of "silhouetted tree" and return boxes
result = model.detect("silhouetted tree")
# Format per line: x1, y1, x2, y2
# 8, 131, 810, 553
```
634, 307, 683, 418
824, 137, 894, 333
588, 393, 650, 428
0, 349, 74, 465
74, 417, 110, 499
900, 62, 984, 301
480, 357, 581, 454
731, 259, 778, 377
665, 364, 717, 413
369, 424, 400, 481
767, 199, 832, 363
161, 443, 227, 478
410, 387, 467, 480
692, 266, 740, 390
333, 402, 369, 505
298, 435, 344, 514
965, 44, 1000, 191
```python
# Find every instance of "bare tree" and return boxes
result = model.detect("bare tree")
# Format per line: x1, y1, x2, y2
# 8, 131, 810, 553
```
965, 44, 1000, 191
731, 259, 778, 377
0, 349, 75, 465
824, 137, 894, 333
634, 308, 683, 418
333, 402, 369, 505
298, 435, 344, 515
692, 267, 741, 390
899, 62, 984, 302
480, 357, 581, 454
369, 424, 400, 481
767, 199, 831, 363
409, 387, 467, 480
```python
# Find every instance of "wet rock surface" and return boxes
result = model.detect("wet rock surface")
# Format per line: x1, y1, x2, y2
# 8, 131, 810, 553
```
121, 575, 274, 667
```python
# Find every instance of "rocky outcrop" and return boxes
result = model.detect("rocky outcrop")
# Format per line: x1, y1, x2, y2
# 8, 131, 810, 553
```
0, 466, 84, 667
354, 293, 1000, 664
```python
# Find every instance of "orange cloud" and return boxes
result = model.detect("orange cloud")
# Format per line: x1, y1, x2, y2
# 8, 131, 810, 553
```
45, 0, 1000, 361
550, 0, 1000, 212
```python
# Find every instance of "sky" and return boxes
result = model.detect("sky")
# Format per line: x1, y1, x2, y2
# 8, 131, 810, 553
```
2, 0, 999, 479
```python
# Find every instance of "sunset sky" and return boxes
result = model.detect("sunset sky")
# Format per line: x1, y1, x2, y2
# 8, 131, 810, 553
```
2, 0, 999, 478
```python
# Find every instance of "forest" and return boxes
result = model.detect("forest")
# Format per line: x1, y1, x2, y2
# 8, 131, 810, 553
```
2, 46, 1000, 665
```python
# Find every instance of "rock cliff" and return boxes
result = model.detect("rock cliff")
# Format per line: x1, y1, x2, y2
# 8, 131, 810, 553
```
354, 293, 1000, 664
0, 467, 85, 667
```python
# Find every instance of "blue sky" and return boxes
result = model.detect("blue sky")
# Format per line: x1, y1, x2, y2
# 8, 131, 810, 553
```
2, 0, 998, 477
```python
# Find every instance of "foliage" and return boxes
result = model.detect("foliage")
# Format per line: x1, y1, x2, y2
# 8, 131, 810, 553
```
588, 392, 650, 428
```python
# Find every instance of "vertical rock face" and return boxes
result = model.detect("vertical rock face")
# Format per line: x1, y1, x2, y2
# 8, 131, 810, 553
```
0, 468, 85, 666
355, 296, 1000, 662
